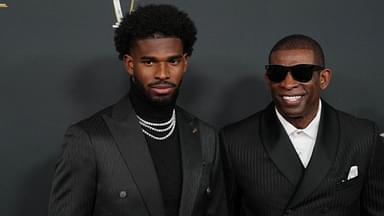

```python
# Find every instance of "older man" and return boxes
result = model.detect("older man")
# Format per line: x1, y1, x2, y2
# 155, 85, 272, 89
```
221, 34, 384, 216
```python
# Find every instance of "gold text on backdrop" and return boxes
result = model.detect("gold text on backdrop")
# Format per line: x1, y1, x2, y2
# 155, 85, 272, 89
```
112, 0, 136, 28
0, 3, 8, 8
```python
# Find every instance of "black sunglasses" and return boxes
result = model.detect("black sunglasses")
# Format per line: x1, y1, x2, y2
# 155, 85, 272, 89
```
265, 64, 324, 83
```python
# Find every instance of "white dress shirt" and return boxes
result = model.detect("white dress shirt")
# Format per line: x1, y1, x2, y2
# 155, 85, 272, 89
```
275, 100, 322, 168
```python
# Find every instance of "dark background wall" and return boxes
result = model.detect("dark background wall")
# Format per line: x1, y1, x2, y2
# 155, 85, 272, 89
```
1, 0, 383, 215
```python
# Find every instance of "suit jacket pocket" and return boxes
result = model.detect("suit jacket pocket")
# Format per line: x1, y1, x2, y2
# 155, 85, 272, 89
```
335, 176, 361, 191
334, 176, 362, 206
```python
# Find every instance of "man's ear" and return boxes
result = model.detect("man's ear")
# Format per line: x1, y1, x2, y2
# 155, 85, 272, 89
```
319, 68, 332, 90
123, 54, 134, 76
264, 72, 271, 84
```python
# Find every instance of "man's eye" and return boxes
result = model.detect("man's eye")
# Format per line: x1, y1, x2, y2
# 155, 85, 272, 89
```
142, 60, 154, 65
169, 59, 180, 65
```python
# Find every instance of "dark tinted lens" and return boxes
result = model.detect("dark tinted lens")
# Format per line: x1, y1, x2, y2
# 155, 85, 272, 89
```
266, 65, 288, 82
265, 64, 323, 83
291, 64, 324, 82
290, 65, 315, 82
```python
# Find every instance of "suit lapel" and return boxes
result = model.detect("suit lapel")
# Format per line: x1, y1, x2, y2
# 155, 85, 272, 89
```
102, 96, 165, 216
287, 101, 340, 208
177, 107, 202, 216
260, 103, 304, 186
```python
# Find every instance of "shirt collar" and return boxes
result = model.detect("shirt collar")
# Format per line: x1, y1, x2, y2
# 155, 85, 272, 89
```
275, 100, 322, 139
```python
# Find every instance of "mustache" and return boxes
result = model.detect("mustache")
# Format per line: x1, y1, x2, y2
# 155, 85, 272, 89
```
148, 81, 177, 88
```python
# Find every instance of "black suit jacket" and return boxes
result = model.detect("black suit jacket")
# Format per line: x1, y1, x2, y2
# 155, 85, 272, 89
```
221, 101, 384, 216
48, 95, 227, 216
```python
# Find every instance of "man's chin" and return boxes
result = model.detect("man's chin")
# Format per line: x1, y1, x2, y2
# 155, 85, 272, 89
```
149, 94, 175, 106
144, 86, 180, 106
278, 107, 304, 119
284, 113, 303, 120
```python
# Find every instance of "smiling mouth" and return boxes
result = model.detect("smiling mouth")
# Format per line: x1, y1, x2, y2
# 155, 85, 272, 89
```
283, 95, 302, 100
281, 95, 303, 104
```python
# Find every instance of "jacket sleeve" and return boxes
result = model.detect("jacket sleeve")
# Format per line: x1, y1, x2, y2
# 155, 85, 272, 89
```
48, 125, 97, 216
206, 131, 228, 216
361, 125, 384, 215
219, 130, 242, 216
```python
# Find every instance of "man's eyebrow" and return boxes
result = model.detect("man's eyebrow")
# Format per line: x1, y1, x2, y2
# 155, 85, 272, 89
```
139, 55, 184, 61
140, 56, 157, 61
167, 55, 183, 60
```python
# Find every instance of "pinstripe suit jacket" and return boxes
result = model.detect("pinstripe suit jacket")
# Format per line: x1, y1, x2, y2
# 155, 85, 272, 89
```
220, 101, 384, 216
48, 95, 227, 216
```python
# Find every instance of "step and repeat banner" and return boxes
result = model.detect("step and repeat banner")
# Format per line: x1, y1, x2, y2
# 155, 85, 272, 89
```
1, 0, 383, 215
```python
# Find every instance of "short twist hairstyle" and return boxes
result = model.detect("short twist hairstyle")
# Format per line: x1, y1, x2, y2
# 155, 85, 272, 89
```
268, 34, 325, 67
114, 4, 197, 60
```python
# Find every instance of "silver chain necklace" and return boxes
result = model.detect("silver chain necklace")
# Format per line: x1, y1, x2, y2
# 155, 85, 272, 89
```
136, 109, 176, 140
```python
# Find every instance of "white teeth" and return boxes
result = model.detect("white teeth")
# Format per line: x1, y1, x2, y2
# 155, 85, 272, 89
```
282, 95, 302, 101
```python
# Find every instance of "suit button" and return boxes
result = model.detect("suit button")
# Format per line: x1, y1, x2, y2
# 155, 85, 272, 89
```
119, 191, 127, 199
284, 209, 292, 215
206, 187, 212, 195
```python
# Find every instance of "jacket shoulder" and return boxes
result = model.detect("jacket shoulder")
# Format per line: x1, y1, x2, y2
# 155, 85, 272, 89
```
334, 107, 377, 133
69, 105, 114, 135
322, 103, 379, 147
221, 110, 264, 137
176, 106, 216, 131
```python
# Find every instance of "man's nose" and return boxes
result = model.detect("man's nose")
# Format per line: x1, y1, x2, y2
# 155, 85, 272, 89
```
155, 63, 170, 80
279, 72, 298, 89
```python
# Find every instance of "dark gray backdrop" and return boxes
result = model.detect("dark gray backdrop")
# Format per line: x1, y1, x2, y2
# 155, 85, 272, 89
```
1, 0, 383, 215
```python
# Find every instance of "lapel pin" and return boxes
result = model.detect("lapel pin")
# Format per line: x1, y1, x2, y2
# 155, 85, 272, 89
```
192, 128, 198, 134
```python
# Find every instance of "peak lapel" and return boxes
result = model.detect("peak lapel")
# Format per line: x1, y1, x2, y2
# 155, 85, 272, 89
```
287, 102, 340, 208
260, 103, 304, 186
177, 107, 202, 216
102, 96, 165, 216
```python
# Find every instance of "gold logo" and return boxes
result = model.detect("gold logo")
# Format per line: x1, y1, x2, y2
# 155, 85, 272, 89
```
112, 0, 136, 28
0, 3, 8, 8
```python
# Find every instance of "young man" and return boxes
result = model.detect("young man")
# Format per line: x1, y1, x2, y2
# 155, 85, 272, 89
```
221, 34, 384, 215
48, 5, 227, 216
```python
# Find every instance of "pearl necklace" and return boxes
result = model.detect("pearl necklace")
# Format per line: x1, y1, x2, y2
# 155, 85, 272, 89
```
136, 109, 176, 140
